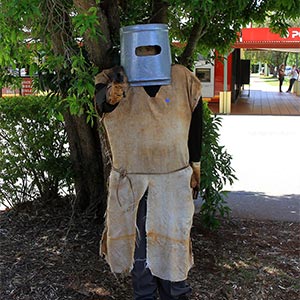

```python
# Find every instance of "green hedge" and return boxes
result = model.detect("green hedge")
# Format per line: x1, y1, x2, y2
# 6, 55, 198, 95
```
0, 96, 73, 208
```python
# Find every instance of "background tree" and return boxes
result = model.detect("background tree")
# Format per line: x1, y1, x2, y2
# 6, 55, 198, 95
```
243, 50, 289, 75
0, 0, 299, 218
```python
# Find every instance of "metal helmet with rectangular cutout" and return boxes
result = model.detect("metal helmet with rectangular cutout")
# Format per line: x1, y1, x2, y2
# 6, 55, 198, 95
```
120, 23, 171, 86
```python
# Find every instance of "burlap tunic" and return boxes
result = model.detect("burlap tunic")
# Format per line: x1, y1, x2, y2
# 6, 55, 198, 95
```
100, 64, 202, 281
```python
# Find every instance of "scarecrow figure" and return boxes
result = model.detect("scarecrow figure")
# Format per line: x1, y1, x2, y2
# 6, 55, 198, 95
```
95, 24, 203, 300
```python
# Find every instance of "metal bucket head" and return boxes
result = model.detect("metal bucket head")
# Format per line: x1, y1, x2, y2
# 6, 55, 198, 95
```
120, 24, 171, 86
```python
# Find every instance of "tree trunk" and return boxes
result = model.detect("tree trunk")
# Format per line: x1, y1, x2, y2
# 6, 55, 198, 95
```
63, 112, 107, 217
150, 0, 169, 24
68, 0, 119, 216
40, 0, 115, 218
73, 0, 120, 68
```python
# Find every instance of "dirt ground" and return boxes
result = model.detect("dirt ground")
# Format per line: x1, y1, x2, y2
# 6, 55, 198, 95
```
0, 198, 299, 300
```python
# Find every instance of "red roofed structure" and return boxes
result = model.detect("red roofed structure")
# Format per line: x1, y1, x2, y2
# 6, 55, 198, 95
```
196, 27, 300, 106
234, 27, 300, 52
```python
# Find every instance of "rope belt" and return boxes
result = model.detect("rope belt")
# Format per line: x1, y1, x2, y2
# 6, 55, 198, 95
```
112, 165, 190, 209
112, 164, 190, 177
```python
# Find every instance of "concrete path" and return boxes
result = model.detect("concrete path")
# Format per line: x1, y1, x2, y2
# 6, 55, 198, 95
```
217, 115, 300, 222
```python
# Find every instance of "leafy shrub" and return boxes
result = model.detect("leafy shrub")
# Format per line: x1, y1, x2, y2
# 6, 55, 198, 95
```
0, 96, 73, 208
200, 102, 237, 229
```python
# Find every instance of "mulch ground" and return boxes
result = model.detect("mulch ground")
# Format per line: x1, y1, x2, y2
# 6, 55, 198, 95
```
0, 198, 299, 300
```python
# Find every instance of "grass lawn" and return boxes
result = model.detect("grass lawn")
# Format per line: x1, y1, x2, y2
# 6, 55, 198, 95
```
259, 75, 289, 87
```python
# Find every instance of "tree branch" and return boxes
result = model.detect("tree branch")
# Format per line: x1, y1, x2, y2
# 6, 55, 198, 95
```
150, 0, 169, 24
179, 20, 207, 68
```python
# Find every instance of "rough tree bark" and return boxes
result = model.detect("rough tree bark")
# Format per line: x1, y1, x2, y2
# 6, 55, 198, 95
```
150, 0, 169, 24
73, 0, 119, 69
41, 0, 119, 217
71, 0, 121, 215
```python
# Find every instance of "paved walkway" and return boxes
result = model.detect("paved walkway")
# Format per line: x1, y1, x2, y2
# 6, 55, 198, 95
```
218, 115, 300, 222
217, 76, 300, 222
209, 74, 300, 115
199, 76, 300, 222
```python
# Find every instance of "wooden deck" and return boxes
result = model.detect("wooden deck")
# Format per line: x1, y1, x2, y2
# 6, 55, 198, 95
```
208, 76, 300, 116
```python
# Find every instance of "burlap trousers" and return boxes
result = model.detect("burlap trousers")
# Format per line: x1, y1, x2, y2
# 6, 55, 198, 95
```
100, 166, 195, 282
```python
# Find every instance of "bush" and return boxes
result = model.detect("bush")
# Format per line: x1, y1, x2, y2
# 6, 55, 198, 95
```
200, 102, 237, 229
0, 96, 73, 208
